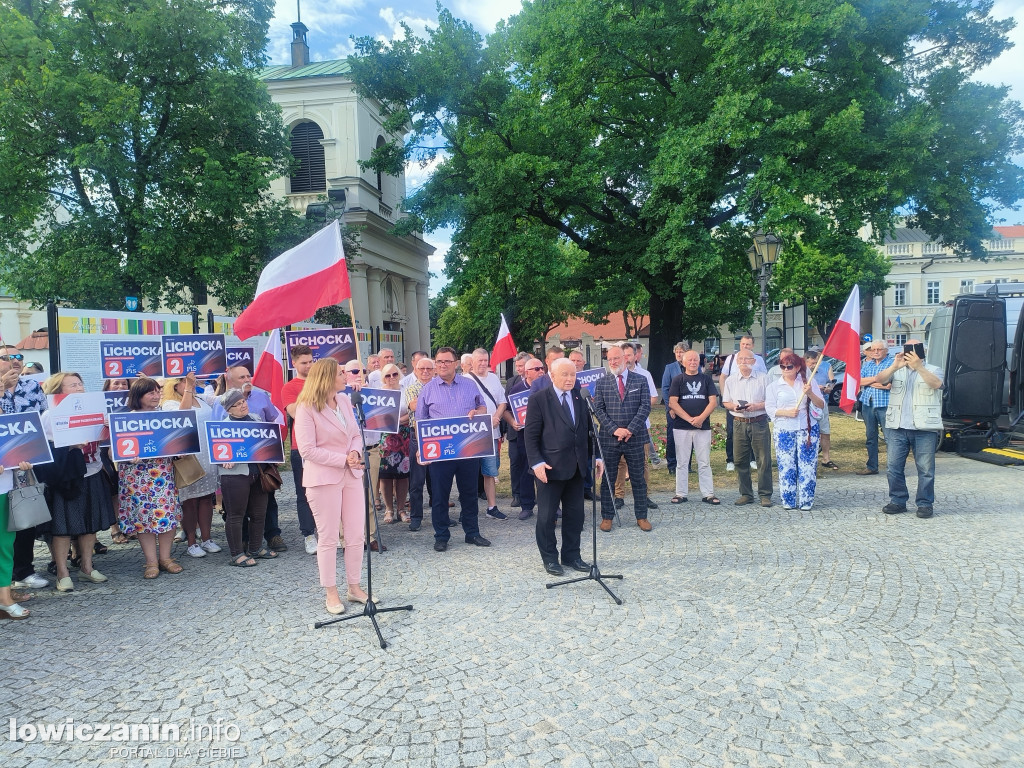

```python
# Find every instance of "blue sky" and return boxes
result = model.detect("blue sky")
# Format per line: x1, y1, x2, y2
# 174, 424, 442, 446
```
264, 1, 1024, 294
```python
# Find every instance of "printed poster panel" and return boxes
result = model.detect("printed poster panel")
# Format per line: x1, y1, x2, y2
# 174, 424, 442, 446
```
161, 334, 228, 378
47, 392, 109, 448
0, 412, 54, 469
99, 340, 163, 379
416, 415, 495, 464
205, 421, 284, 465
284, 328, 357, 369
103, 391, 130, 414
576, 368, 606, 397
359, 388, 402, 434
226, 346, 256, 374
109, 410, 201, 462
507, 390, 531, 427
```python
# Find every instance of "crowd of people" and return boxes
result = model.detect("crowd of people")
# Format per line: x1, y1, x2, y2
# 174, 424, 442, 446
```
0, 333, 944, 621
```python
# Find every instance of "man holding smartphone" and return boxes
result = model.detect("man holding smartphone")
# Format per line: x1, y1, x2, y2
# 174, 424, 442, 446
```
873, 344, 944, 518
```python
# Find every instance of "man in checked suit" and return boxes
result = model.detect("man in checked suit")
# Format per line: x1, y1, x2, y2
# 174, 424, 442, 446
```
593, 343, 653, 531
524, 358, 603, 576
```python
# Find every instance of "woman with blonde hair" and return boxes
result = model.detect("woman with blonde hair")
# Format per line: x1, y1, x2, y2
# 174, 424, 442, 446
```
37, 372, 115, 591
377, 363, 411, 523
161, 375, 221, 557
293, 358, 372, 614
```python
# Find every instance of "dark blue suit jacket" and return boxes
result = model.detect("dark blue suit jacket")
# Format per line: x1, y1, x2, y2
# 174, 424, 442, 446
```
523, 385, 591, 482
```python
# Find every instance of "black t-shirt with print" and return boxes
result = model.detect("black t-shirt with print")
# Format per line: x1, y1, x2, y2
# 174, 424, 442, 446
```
669, 372, 718, 430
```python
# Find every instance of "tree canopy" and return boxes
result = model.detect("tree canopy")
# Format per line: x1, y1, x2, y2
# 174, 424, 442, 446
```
0, 0, 308, 312
351, 0, 1024, 371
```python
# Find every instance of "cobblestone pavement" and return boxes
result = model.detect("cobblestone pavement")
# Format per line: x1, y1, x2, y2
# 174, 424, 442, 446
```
3, 453, 1022, 767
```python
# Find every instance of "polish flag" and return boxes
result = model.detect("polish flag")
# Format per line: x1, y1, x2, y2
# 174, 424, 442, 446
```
821, 285, 862, 413
490, 313, 517, 372
234, 220, 351, 340
253, 329, 288, 438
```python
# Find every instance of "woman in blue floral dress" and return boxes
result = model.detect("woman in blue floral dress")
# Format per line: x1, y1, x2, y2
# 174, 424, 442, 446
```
766, 352, 826, 511
119, 377, 184, 578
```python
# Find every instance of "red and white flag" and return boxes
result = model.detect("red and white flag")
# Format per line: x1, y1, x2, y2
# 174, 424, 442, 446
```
253, 329, 287, 437
234, 220, 351, 340
821, 285, 862, 413
490, 313, 517, 372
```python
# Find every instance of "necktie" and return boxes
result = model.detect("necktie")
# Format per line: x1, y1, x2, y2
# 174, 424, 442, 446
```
618, 374, 625, 400
562, 392, 574, 425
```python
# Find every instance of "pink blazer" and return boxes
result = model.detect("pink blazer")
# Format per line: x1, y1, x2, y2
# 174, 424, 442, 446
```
293, 395, 365, 488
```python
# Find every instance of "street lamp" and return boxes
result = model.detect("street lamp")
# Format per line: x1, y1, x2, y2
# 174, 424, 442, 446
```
748, 232, 783, 357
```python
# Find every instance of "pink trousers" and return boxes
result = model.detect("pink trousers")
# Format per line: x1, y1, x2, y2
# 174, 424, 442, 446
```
306, 479, 365, 588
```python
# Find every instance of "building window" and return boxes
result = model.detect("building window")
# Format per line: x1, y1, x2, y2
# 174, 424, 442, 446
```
926, 281, 941, 304
375, 136, 386, 193
771, 301, 784, 312
889, 333, 907, 346
893, 283, 908, 306
289, 122, 326, 194
887, 243, 911, 256
922, 241, 944, 254
960, 279, 974, 295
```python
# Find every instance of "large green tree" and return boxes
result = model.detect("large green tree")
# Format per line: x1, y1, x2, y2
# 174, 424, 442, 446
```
0, 0, 304, 312
351, 0, 1024, 374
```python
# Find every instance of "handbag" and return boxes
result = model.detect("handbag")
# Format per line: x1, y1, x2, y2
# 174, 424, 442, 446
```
7, 470, 52, 532
172, 454, 206, 487
258, 463, 283, 493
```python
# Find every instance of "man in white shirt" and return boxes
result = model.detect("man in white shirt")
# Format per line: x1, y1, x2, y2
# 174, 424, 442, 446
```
367, 347, 395, 387
469, 349, 509, 520
719, 335, 766, 472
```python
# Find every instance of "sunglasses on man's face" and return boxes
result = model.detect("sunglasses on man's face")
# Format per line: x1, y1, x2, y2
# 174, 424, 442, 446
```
526, 366, 543, 372
347, 369, 367, 375
1, 354, 25, 361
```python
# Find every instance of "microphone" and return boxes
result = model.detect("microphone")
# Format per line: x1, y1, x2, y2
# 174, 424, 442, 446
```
579, 388, 596, 413
349, 389, 366, 424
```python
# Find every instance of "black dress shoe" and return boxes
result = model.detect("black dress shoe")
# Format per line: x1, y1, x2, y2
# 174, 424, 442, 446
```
511, 494, 521, 508
544, 562, 564, 576
433, 540, 448, 552
583, 490, 595, 501
466, 535, 491, 547
409, 518, 421, 531
562, 558, 590, 573
646, 497, 659, 509
614, 498, 624, 509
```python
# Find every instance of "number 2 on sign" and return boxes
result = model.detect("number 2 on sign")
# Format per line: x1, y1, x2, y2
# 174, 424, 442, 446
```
106, 360, 123, 377
167, 357, 183, 375
118, 437, 139, 459
422, 440, 440, 460
213, 442, 233, 462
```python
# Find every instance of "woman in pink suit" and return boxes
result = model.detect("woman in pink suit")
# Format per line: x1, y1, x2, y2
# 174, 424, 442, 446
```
294, 358, 373, 615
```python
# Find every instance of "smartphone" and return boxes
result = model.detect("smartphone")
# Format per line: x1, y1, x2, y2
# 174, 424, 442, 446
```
736, 400, 748, 411
903, 343, 925, 359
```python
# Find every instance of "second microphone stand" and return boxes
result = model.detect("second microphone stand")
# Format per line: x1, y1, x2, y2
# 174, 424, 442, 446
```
545, 392, 623, 604
314, 390, 413, 647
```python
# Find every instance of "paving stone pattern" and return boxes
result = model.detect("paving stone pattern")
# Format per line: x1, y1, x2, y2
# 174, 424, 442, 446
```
3, 453, 1022, 767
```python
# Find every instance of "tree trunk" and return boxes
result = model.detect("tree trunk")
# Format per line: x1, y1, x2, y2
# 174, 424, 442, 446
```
647, 292, 684, 389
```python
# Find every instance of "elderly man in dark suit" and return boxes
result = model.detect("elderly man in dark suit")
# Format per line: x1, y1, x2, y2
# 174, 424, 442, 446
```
593, 343, 653, 531
524, 358, 602, 576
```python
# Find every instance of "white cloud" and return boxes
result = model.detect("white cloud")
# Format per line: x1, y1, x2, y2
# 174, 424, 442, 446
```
448, 0, 523, 35
378, 6, 435, 42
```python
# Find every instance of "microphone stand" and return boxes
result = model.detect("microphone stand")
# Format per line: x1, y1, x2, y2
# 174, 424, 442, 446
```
315, 390, 413, 648
545, 391, 623, 604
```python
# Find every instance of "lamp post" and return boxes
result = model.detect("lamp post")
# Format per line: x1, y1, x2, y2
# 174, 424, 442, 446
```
748, 232, 783, 357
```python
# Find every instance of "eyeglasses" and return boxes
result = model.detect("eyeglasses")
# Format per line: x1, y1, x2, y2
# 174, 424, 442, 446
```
347, 369, 367, 375
0, 354, 25, 361
229, 400, 247, 409
526, 366, 543, 372
435, 359, 456, 365
385, 372, 400, 379
779, 364, 796, 370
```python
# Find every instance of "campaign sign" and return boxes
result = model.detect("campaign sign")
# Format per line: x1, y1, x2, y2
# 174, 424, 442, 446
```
360, 388, 402, 433
109, 411, 201, 462
416, 415, 494, 464
161, 333, 227, 378
507, 390, 531, 427
103, 391, 130, 414
205, 421, 284, 465
285, 328, 357, 368
0, 412, 54, 469
100, 340, 162, 379
226, 346, 255, 374
576, 367, 606, 397
47, 392, 108, 448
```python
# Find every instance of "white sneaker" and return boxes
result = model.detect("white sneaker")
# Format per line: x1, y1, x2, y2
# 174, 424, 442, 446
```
750, 461, 757, 469
186, 543, 206, 558
200, 539, 221, 553
13, 573, 48, 589
174, 529, 186, 543
304, 535, 318, 555
726, 462, 735, 472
